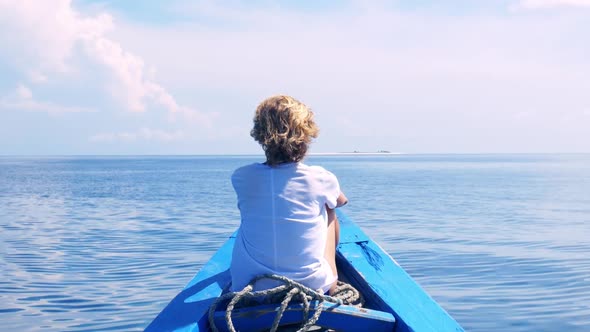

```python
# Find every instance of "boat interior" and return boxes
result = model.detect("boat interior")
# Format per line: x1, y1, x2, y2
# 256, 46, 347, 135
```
210, 255, 397, 332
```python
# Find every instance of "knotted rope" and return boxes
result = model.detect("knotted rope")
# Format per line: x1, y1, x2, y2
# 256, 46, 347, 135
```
208, 274, 363, 332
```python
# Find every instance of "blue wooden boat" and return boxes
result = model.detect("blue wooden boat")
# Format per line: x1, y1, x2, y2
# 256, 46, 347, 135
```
146, 210, 464, 331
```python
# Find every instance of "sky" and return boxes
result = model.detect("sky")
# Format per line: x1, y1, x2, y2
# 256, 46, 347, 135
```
0, 0, 589, 155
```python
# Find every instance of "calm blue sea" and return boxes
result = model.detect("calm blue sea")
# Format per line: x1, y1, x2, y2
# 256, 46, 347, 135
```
1, 154, 589, 331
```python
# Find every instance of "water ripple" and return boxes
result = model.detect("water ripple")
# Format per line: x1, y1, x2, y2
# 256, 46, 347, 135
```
1, 155, 590, 331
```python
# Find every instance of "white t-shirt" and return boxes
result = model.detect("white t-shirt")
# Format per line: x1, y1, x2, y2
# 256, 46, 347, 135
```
230, 162, 340, 292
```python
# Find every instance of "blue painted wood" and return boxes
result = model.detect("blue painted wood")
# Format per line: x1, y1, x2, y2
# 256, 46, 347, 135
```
212, 301, 396, 332
335, 210, 464, 332
145, 211, 465, 332
145, 234, 236, 332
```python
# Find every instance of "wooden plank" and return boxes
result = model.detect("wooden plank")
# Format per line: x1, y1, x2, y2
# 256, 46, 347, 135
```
335, 210, 465, 332
212, 301, 395, 332
145, 234, 236, 332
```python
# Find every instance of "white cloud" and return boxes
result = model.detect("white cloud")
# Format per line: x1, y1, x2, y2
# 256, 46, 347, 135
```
0, 0, 208, 122
89, 128, 186, 143
16, 84, 33, 100
27, 71, 49, 84
0, 84, 94, 115
1, 1, 589, 153
514, 0, 590, 9
110, 2, 590, 153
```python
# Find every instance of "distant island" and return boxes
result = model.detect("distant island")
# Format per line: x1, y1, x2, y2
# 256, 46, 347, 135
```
351, 150, 391, 154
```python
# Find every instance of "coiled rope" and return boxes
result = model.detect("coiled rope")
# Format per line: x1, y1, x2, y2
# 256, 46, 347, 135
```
208, 274, 363, 332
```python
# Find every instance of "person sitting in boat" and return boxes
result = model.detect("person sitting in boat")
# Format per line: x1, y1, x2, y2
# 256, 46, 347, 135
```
230, 95, 348, 295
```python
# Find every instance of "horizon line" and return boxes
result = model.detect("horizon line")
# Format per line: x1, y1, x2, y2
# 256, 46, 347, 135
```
1, 152, 590, 157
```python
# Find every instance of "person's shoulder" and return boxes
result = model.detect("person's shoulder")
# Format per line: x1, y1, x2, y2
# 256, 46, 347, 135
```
299, 163, 337, 179
232, 163, 262, 178
234, 162, 259, 171
300, 162, 329, 173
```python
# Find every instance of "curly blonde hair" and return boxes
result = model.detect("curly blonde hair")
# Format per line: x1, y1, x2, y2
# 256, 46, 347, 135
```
251, 95, 319, 166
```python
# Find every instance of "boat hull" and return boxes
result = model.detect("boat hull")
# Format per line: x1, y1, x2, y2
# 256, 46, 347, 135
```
145, 210, 464, 331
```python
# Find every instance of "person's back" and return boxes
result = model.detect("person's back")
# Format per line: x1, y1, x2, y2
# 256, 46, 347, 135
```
231, 162, 340, 292
229, 95, 348, 294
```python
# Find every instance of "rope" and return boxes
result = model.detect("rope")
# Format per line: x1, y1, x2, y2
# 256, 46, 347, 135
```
208, 274, 363, 332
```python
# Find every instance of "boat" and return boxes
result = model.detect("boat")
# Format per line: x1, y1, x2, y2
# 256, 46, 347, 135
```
145, 210, 464, 331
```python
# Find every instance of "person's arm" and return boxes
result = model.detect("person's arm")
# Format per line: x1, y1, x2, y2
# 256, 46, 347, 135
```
335, 192, 348, 208
326, 192, 346, 251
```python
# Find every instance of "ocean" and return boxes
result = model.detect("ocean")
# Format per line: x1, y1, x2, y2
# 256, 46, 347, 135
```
1, 154, 589, 331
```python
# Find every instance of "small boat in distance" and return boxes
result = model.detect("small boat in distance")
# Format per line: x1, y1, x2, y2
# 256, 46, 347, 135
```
145, 210, 464, 331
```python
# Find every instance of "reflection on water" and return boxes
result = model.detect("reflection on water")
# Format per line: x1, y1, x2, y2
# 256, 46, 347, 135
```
1, 154, 589, 331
